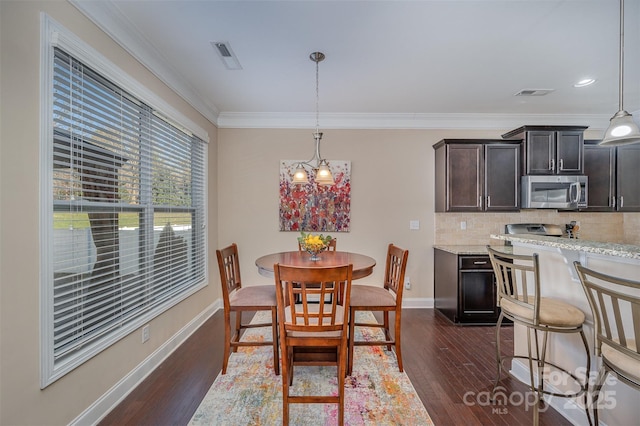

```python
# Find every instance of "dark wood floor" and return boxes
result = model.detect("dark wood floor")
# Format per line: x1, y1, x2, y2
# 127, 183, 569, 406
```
99, 309, 574, 426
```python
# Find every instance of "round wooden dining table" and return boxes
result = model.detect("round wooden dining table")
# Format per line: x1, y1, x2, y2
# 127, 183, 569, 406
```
255, 251, 376, 280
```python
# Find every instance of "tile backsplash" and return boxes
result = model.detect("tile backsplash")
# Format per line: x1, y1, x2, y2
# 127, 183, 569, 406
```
435, 211, 639, 246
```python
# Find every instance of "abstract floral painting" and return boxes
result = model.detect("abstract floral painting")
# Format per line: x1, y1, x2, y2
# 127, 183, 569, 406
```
279, 160, 351, 232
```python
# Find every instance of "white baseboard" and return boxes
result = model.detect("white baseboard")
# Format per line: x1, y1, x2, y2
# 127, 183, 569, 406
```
510, 359, 591, 426
402, 297, 434, 309
70, 300, 222, 426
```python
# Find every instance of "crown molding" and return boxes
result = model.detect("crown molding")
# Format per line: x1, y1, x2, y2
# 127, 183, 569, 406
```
217, 112, 614, 131
69, 0, 220, 125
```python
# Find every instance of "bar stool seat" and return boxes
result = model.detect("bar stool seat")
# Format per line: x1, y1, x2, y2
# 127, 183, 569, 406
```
500, 296, 585, 327
487, 246, 591, 426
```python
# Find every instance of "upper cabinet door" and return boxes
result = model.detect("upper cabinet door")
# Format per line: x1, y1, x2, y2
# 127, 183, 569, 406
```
616, 145, 640, 212
556, 130, 584, 174
446, 144, 483, 211
526, 131, 555, 175
583, 144, 615, 211
485, 144, 520, 211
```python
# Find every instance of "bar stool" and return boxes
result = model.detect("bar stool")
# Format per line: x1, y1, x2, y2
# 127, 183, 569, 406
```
574, 262, 640, 426
487, 246, 591, 426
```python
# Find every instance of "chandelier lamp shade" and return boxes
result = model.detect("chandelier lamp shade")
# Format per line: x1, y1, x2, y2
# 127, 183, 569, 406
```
600, 0, 640, 146
292, 52, 335, 186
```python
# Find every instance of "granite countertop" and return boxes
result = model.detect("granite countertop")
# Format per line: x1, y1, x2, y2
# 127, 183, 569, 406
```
490, 234, 640, 260
433, 244, 512, 255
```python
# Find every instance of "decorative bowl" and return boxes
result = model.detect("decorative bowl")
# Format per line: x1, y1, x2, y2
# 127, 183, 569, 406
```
302, 244, 327, 261
298, 232, 332, 261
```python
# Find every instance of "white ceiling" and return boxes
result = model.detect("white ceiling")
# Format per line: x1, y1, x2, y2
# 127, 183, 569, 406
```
72, 0, 640, 131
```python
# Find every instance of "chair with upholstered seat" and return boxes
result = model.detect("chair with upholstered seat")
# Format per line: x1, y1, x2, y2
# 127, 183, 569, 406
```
274, 263, 352, 426
574, 261, 640, 425
348, 244, 408, 375
487, 246, 591, 426
216, 243, 279, 375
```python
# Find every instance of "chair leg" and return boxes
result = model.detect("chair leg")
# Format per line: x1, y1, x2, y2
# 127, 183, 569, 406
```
578, 329, 592, 426
222, 310, 232, 374
394, 311, 403, 372
271, 307, 280, 376
383, 311, 392, 351
232, 311, 242, 353
281, 345, 291, 426
492, 312, 505, 395
591, 366, 607, 426
348, 307, 356, 376
538, 329, 548, 402
527, 327, 540, 426
338, 343, 346, 426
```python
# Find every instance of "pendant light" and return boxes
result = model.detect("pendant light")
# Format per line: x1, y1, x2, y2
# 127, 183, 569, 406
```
600, 0, 640, 146
291, 52, 335, 186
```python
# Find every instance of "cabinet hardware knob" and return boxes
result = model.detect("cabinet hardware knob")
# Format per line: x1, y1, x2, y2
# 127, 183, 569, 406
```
559, 158, 564, 170
620, 196, 624, 208
473, 261, 488, 265
550, 158, 555, 171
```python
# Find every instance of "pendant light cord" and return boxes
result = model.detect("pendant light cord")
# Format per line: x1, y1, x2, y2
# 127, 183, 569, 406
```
315, 55, 320, 134
618, 0, 625, 111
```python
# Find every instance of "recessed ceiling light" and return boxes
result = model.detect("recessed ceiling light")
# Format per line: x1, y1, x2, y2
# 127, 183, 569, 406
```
574, 79, 596, 88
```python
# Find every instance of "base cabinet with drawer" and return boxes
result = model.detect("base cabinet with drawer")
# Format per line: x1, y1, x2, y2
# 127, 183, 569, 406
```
434, 247, 501, 324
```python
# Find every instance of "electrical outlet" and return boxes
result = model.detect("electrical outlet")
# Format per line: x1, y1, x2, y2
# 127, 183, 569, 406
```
460, 221, 467, 230
142, 324, 150, 343
404, 277, 411, 290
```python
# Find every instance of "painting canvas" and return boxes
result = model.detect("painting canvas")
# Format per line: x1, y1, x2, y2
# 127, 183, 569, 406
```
279, 160, 351, 232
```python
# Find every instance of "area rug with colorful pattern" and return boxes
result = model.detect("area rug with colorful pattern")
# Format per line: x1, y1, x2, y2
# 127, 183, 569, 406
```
189, 311, 434, 425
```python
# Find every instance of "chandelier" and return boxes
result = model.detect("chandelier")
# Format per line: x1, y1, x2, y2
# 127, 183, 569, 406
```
600, 0, 640, 146
292, 52, 335, 186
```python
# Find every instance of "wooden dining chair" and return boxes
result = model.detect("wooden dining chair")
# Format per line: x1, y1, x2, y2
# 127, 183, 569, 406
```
274, 263, 353, 426
216, 243, 279, 375
348, 244, 408, 375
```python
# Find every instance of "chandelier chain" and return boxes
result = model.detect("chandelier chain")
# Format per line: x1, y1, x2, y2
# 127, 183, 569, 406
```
315, 56, 320, 132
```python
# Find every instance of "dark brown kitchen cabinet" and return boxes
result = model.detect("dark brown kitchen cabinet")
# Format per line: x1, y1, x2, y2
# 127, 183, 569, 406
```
502, 125, 587, 175
434, 139, 520, 212
616, 145, 640, 211
583, 141, 640, 212
583, 142, 615, 211
434, 248, 501, 324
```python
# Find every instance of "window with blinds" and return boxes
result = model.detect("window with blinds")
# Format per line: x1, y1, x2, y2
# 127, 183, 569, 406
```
48, 47, 206, 378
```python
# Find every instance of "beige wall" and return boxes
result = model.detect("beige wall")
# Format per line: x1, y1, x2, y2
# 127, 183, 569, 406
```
0, 1, 218, 425
218, 126, 638, 306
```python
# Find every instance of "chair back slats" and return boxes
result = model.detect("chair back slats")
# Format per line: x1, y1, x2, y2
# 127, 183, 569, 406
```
216, 243, 242, 305
275, 264, 352, 334
384, 244, 409, 297
487, 247, 541, 325
575, 261, 640, 361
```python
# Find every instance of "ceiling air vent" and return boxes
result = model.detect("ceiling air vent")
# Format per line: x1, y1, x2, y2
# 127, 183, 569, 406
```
514, 89, 555, 96
211, 41, 242, 70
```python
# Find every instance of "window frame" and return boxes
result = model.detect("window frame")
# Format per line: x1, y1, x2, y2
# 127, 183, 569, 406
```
40, 14, 209, 387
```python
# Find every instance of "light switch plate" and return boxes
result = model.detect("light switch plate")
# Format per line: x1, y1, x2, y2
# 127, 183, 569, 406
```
409, 220, 420, 230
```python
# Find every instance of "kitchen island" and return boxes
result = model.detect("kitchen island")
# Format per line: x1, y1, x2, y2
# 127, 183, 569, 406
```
490, 234, 639, 426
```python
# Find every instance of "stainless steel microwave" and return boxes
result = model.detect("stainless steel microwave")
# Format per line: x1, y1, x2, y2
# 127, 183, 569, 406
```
521, 175, 587, 209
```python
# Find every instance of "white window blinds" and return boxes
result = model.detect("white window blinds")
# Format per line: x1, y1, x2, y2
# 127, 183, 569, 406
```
49, 47, 206, 377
